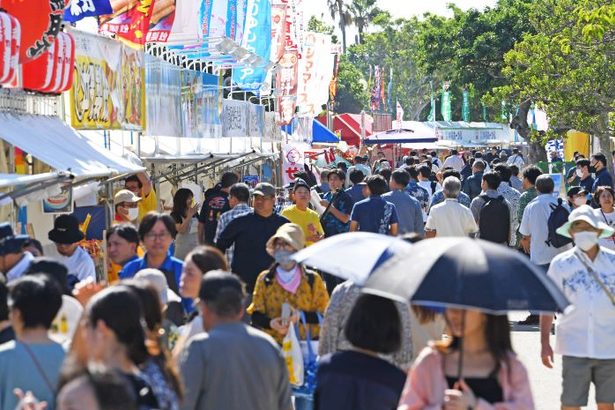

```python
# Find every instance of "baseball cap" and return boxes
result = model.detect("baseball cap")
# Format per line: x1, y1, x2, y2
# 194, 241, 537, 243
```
114, 189, 141, 205
292, 179, 310, 192
252, 183, 276, 197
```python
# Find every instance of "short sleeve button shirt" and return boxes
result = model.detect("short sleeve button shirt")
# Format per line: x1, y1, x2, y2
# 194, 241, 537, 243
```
350, 196, 398, 234
548, 247, 615, 359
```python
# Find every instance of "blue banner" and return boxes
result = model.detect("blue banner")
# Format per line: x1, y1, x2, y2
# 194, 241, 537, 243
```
64, 0, 112, 23
226, 0, 238, 39
232, 0, 272, 92
200, 0, 214, 38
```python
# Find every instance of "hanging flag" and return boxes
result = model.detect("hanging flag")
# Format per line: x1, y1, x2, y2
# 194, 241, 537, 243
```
380, 67, 385, 111
232, 0, 272, 92
427, 82, 436, 121
270, 0, 287, 63
441, 82, 451, 122
396, 100, 404, 129
462, 89, 470, 122
482, 102, 488, 122
64, 0, 113, 23
99, 0, 157, 47
370, 65, 381, 111
387, 67, 393, 112
500, 100, 508, 122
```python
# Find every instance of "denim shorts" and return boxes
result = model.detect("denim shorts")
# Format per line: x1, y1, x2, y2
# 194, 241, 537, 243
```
562, 356, 615, 406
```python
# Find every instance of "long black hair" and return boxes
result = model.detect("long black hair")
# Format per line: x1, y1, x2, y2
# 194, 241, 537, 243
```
122, 280, 183, 400
171, 188, 193, 223
437, 313, 513, 374
86, 286, 149, 366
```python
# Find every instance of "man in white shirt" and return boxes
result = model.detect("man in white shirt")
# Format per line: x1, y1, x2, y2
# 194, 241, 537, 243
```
0, 223, 33, 282
519, 175, 572, 324
48, 215, 96, 284
442, 150, 465, 172
541, 206, 615, 410
507, 148, 526, 169
425, 177, 477, 238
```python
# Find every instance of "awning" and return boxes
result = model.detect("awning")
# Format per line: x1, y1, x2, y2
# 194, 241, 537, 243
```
365, 128, 438, 145
0, 172, 70, 189
281, 119, 339, 143
0, 114, 145, 179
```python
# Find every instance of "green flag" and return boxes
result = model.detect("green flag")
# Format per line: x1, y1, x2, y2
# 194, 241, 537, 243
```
427, 82, 436, 121
501, 100, 508, 122
462, 90, 470, 122
441, 83, 452, 122
482, 102, 488, 122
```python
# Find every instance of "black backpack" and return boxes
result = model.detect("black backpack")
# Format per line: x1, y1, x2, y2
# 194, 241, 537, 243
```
478, 195, 510, 243
545, 198, 573, 248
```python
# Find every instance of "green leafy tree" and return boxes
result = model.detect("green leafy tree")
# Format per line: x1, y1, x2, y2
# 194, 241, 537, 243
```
348, 0, 382, 44
327, 0, 353, 52
335, 56, 369, 113
307, 15, 339, 43
489, 0, 614, 163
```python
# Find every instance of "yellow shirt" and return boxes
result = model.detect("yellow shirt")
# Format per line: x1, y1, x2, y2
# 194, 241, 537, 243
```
138, 189, 158, 220
247, 267, 330, 345
280, 205, 324, 246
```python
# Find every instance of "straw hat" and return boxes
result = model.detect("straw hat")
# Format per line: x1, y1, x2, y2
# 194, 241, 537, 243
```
556, 205, 615, 239
266, 223, 306, 255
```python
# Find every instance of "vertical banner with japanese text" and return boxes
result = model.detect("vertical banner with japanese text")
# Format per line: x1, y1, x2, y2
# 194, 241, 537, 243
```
232, 0, 272, 92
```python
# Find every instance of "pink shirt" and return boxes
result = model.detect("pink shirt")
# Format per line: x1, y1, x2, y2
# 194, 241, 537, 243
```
398, 346, 534, 410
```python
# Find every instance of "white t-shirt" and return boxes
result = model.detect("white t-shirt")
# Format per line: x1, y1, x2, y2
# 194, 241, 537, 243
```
596, 209, 615, 251
57, 246, 96, 283
425, 199, 478, 237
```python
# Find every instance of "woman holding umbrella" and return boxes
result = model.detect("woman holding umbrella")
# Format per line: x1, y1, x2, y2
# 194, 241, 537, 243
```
359, 237, 567, 409
397, 308, 533, 409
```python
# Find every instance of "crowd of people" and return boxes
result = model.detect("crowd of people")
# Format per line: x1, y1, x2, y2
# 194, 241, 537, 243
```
0, 147, 614, 409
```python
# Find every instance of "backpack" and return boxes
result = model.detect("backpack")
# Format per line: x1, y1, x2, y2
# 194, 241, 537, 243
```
545, 198, 573, 248
478, 195, 510, 243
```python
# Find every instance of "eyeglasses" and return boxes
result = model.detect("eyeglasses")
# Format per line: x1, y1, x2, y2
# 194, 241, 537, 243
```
144, 232, 171, 241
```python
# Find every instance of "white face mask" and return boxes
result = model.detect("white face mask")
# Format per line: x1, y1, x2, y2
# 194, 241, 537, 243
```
575, 168, 583, 178
573, 231, 599, 251
574, 197, 586, 207
127, 207, 139, 221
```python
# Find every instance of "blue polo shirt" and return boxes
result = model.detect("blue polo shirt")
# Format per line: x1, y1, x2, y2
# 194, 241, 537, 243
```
120, 253, 190, 311
350, 195, 398, 234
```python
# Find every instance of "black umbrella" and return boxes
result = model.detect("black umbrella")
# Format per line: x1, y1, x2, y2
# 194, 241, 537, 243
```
363, 237, 570, 380
363, 237, 569, 314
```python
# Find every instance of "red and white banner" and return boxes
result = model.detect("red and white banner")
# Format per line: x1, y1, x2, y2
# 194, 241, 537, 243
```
276, 0, 303, 124
282, 142, 305, 185
270, 1, 287, 63
296, 32, 332, 115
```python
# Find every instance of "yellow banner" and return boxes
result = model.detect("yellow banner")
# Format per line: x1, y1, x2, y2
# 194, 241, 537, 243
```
70, 30, 145, 130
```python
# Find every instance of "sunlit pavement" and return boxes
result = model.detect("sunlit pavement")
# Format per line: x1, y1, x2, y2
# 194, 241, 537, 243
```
510, 312, 597, 410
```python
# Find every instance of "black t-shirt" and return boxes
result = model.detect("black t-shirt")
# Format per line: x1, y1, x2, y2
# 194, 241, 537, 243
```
198, 188, 230, 245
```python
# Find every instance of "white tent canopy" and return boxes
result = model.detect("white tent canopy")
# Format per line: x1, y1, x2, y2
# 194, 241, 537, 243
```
0, 172, 69, 189
0, 114, 145, 179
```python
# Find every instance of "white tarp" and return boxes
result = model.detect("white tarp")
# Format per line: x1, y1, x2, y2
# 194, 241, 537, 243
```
0, 114, 144, 178
0, 172, 66, 189
401, 121, 516, 145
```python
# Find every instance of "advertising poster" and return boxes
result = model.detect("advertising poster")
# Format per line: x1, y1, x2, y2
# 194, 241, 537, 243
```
43, 182, 73, 214
70, 31, 145, 130
282, 143, 305, 185
243, 175, 259, 188
222, 99, 249, 138
145, 54, 182, 136
99, 0, 157, 47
